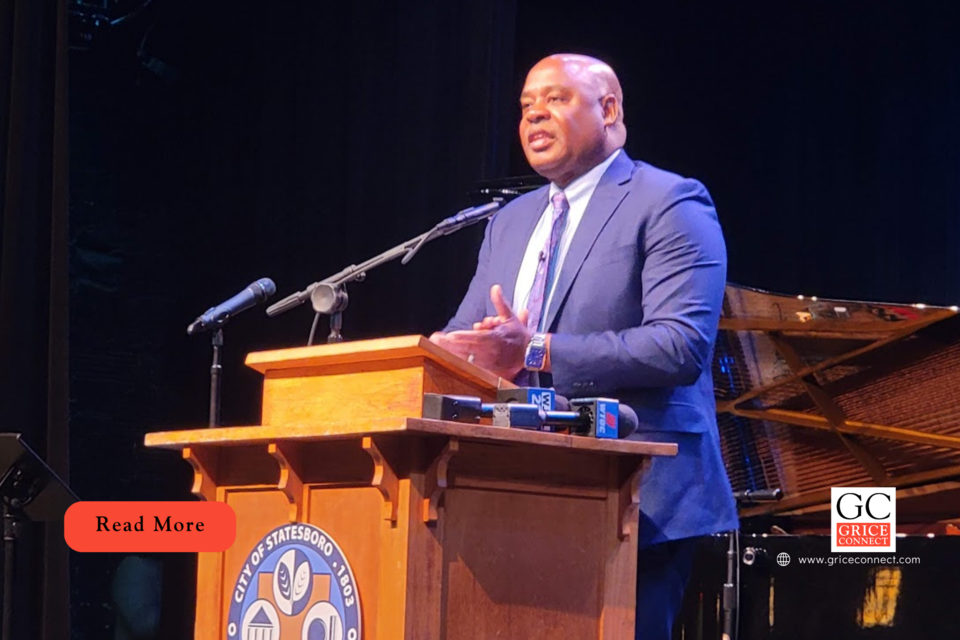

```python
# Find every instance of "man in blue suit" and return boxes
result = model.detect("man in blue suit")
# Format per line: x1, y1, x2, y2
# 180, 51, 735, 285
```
431, 53, 739, 638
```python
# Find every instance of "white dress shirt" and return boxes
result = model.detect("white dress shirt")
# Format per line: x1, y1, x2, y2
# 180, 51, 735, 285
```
512, 149, 622, 327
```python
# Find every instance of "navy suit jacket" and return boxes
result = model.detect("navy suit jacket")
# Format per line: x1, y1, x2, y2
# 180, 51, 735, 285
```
444, 151, 739, 547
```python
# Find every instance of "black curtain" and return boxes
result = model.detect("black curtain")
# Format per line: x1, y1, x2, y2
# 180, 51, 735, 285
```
512, 2, 960, 305
69, 0, 517, 635
0, 0, 71, 638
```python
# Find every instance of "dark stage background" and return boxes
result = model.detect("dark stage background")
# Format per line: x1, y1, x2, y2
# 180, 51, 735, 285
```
3, 0, 956, 637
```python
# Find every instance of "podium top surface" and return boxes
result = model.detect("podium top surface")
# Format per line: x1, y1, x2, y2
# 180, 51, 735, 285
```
244, 334, 515, 391
144, 418, 677, 458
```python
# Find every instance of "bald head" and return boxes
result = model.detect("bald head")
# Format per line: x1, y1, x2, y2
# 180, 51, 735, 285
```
536, 54, 626, 142
519, 54, 626, 186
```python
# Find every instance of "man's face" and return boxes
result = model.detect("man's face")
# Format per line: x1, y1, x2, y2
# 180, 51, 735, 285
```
519, 59, 607, 186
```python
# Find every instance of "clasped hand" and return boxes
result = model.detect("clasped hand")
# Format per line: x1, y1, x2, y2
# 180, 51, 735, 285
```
429, 285, 530, 380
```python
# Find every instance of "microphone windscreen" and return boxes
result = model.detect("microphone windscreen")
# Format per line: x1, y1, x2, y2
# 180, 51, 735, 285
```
254, 278, 277, 299
553, 395, 571, 411
618, 404, 639, 438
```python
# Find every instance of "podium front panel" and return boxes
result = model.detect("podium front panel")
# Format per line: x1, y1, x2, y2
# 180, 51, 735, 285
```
219, 490, 291, 633
441, 487, 604, 638
306, 486, 386, 640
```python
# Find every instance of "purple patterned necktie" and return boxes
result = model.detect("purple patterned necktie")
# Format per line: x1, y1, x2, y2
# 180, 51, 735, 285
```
525, 191, 569, 333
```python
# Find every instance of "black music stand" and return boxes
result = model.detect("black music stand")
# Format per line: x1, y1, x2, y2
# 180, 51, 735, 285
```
0, 433, 78, 640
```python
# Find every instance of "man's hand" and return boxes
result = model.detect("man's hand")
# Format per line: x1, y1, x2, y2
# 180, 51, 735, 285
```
472, 284, 531, 331
429, 285, 531, 379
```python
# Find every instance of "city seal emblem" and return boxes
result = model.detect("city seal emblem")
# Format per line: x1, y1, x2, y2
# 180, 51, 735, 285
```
226, 523, 361, 640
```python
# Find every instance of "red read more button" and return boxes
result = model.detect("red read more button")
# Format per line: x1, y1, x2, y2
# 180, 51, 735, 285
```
65, 501, 236, 552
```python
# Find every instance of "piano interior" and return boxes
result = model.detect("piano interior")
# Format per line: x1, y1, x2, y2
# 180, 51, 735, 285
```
715, 283, 960, 531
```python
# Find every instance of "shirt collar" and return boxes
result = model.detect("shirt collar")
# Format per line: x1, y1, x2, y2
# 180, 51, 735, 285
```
548, 148, 622, 204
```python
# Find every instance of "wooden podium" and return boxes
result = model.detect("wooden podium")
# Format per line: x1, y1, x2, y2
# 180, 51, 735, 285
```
145, 336, 677, 640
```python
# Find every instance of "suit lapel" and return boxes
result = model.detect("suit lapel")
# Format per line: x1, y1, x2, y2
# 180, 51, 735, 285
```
542, 152, 637, 332
498, 188, 549, 311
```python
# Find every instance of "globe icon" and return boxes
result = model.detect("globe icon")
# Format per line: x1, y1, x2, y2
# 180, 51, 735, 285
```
776, 552, 791, 567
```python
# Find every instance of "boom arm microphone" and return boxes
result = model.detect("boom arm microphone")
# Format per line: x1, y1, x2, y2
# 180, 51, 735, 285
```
187, 278, 277, 335
434, 200, 502, 236
400, 200, 502, 265
267, 200, 502, 318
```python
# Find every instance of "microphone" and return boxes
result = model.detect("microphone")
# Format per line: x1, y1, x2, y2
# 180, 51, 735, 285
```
187, 278, 277, 335
401, 199, 503, 266
496, 387, 559, 410
434, 201, 502, 236
421, 393, 638, 439
733, 488, 783, 503
269, 200, 504, 317
569, 398, 639, 439
266, 287, 311, 318
617, 403, 639, 439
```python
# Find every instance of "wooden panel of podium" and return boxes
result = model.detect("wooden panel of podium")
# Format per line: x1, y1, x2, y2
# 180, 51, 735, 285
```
145, 336, 677, 640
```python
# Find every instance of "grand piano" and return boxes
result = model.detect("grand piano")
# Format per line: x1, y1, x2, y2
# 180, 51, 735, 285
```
715, 283, 960, 528
680, 284, 960, 640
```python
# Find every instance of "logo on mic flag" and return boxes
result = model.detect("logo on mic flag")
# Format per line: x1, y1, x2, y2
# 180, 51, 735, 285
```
524, 388, 555, 411
595, 400, 619, 439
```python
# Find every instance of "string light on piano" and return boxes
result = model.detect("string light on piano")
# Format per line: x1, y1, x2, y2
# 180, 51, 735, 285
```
795, 295, 819, 301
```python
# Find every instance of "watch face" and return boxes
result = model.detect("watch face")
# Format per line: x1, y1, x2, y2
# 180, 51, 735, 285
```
525, 346, 546, 370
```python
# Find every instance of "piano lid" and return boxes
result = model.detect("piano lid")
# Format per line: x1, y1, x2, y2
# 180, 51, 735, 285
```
715, 283, 960, 525
468, 175, 546, 202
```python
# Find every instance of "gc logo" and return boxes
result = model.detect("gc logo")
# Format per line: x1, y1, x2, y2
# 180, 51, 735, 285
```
834, 492, 892, 520
830, 487, 896, 553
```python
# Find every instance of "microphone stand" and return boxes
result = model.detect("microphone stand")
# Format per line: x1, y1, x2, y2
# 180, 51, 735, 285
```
2, 503, 17, 640
187, 279, 278, 428
328, 311, 343, 343
267, 200, 501, 344
0, 435, 78, 640
302, 231, 423, 343
724, 488, 783, 640
209, 328, 223, 427
188, 318, 227, 428
722, 529, 738, 640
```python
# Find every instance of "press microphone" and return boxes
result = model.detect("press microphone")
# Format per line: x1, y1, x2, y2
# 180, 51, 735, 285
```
187, 278, 277, 335
422, 393, 638, 439
617, 403, 639, 439
569, 398, 639, 439
434, 200, 502, 236
496, 387, 560, 410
